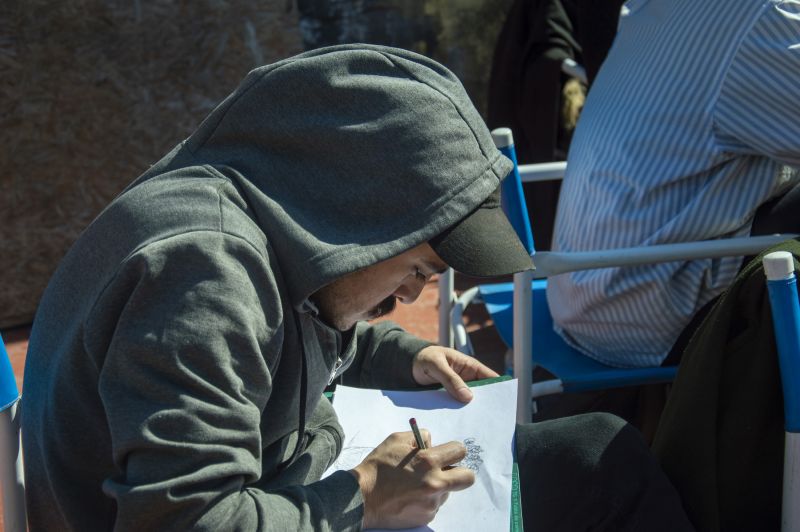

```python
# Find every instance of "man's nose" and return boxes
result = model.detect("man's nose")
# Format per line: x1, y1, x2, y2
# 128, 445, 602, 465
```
393, 274, 426, 304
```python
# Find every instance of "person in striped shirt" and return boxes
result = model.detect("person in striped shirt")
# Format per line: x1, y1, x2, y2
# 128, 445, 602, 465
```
547, 0, 800, 369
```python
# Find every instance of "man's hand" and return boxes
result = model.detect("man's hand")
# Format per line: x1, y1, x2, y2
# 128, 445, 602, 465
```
350, 430, 475, 529
412, 345, 499, 403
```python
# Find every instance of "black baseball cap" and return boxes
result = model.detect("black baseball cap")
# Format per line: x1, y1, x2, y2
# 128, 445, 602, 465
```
429, 185, 534, 277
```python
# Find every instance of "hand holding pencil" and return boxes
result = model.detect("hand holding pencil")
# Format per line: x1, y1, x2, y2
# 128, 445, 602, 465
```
348, 421, 475, 529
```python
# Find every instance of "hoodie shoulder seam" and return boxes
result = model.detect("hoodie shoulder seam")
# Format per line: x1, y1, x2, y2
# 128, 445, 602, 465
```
81, 229, 275, 367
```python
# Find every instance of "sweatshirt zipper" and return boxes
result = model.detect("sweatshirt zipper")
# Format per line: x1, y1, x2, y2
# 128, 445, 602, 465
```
328, 356, 343, 385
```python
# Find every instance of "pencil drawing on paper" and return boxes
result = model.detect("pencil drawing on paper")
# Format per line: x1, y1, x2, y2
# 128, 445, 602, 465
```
456, 437, 484, 472
333, 433, 374, 471
333, 436, 484, 473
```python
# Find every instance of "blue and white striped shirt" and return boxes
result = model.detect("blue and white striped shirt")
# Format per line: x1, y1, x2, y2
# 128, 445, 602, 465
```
547, 0, 800, 368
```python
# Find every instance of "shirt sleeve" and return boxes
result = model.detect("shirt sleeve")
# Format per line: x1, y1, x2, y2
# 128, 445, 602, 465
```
342, 321, 433, 389
713, 0, 800, 167
86, 232, 363, 531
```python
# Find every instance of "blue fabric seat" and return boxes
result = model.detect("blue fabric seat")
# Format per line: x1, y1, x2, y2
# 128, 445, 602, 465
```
479, 281, 677, 394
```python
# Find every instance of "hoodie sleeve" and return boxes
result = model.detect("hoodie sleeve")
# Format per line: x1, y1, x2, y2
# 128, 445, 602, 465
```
87, 231, 363, 532
342, 321, 433, 389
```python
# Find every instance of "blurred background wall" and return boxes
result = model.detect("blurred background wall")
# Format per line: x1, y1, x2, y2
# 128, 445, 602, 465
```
0, 0, 510, 329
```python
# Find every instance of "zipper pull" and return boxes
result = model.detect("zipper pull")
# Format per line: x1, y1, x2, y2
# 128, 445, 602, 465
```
328, 357, 343, 385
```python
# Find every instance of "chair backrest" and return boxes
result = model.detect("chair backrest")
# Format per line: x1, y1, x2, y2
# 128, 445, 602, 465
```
0, 334, 25, 532
762, 251, 800, 532
490, 128, 537, 420
491, 128, 535, 256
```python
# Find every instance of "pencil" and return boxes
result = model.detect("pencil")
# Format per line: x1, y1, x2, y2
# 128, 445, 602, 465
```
409, 417, 426, 450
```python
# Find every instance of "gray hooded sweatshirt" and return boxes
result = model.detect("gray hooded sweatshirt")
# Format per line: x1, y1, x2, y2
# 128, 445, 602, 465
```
21, 44, 513, 531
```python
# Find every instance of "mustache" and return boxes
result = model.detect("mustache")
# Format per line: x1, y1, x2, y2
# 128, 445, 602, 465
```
372, 296, 397, 319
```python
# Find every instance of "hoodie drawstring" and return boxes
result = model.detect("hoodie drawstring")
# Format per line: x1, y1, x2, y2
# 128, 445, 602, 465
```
276, 311, 308, 473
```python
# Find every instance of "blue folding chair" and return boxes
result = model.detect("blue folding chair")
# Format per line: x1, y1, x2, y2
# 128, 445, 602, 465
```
763, 251, 800, 531
446, 128, 796, 422
0, 334, 25, 532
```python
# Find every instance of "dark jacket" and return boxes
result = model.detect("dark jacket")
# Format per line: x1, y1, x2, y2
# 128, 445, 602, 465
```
652, 240, 798, 531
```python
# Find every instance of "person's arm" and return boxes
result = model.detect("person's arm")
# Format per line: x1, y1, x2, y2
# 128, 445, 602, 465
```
343, 321, 498, 402
349, 428, 475, 529
338, 324, 496, 528
713, 2, 800, 167
86, 232, 362, 531
341, 320, 433, 389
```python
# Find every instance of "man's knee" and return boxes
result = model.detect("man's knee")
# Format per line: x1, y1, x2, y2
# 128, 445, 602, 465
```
531, 412, 659, 487
516, 413, 692, 531
517, 412, 631, 468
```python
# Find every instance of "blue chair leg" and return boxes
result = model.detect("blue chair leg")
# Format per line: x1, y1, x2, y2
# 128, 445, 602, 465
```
763, 251, 800, 531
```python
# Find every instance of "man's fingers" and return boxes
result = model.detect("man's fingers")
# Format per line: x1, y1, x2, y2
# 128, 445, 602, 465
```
472, 360, 500, 379
450, 352, 499, 380
459, 360, 496, 382
427, 362, 473, 403
395, 429, 433, 450
439, 466, 476, 492
420, 428, 432, 449
420, 440, 467, 467
414, 442, 476, 492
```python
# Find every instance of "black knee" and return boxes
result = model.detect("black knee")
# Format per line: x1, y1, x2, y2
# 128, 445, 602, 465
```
516, 413, 693, 531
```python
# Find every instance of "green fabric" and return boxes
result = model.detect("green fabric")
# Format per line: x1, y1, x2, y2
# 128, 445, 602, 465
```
651, 239, 798, 531
21, 45, 511, 531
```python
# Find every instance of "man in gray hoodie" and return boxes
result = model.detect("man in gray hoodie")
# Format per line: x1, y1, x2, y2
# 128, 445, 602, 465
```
21, 45, 692, 531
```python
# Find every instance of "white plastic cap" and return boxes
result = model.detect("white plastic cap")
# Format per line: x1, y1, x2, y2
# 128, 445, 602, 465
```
491, 128, 514, 149
763, 251, 795, 281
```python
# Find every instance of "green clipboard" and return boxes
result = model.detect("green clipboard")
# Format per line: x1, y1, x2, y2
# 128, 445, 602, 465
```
326, 375, 523, 531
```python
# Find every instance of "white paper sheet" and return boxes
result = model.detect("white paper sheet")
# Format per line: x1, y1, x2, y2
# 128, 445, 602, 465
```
323, 379, 518, 531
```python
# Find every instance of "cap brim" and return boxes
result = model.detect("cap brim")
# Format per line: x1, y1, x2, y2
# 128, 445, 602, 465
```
430, 203, 534, 278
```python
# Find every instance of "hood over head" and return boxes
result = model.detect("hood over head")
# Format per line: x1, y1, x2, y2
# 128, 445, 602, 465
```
134, 44, 517, 308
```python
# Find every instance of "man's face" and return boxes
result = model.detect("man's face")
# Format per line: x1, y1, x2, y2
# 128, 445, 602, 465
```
311, 242, 448, 331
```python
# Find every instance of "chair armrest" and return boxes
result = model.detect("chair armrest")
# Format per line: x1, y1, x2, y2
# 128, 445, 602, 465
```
533, 234, 798, 278
518, 162, 566, 183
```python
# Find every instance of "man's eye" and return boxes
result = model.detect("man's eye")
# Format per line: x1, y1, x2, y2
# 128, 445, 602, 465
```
415, 268, 426, 281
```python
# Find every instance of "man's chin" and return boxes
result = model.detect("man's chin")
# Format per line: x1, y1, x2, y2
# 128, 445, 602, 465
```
332, 318, 356, 332
329, 310, 390, 331
314, 312, 353, 332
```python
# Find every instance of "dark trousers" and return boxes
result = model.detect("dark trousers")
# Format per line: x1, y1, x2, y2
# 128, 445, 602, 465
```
517, 413, 693, 531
